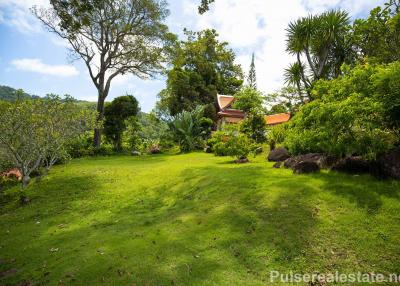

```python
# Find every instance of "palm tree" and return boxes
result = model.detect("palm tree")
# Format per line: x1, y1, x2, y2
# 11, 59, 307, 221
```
284, 62, 309, 103
286, 10, 350, 85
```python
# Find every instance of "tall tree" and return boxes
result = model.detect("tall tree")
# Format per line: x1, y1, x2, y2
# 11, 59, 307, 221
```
33, 0, 173, 147
247, 53, 257, 89
285, 10, 353, 98
158, 29, 243, 122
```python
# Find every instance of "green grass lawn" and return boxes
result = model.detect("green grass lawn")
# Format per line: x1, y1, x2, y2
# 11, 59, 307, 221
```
1, 153, 400, 285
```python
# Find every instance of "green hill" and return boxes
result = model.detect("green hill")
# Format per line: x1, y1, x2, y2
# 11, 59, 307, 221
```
0, 85, 97, 108
0, 85, 39, 101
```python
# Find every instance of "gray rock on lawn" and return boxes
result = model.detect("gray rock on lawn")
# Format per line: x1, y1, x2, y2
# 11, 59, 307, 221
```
235, 156, 249, 164
273, 162, 282, 168
284, 153, 336, 169
131, 151, 141, 156
375, 149, 400, 179
267, 147, 290, 162
293, 161, 320, 174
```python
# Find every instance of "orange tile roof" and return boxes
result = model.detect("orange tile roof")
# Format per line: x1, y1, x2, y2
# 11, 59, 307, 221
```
217, 94, 235, 110
265, 113, 291, 125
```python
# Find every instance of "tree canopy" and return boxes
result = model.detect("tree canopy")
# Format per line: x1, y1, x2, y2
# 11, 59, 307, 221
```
33, 0, 174, 147
353, 1, 400, 63
104, 95, 140, 151
157, 29, 243, 122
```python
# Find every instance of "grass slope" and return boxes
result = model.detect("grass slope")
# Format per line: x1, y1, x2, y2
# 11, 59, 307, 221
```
1, 153, 400, 285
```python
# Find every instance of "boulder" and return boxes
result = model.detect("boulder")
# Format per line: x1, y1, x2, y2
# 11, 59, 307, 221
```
235, 156, 249, 164
204, 146, 212, 153
267, 147, 290, 162
284, 153, 336, 169
131, 151, 141, 156
374, 149, 400, 179
293, 161, 320, 174
283, 157, 298, 169
332, 156, 370, 174
273, 161, 282, 168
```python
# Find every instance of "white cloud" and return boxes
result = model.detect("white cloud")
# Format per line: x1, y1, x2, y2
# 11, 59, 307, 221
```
181, 0, 386, 94
11, 58, 79, 77
0, 0, 48, 33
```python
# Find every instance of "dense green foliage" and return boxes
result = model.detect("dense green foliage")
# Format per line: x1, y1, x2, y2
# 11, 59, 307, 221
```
231, 88, 267, 143
208, 125, 253, 159
284, 62, 400, 159
125, 112, 173, 152
158, 29, 243, 121
232, 87, 264, 113
1, 153, 400, 285
240, 113, 267, 144
169, 106, 213, 152
104, 95, 139, 151
0, 97, 97, 187
353, 2, 400, 63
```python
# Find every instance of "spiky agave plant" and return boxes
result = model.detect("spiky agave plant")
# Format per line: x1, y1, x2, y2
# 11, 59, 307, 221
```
170, 106, 206, 152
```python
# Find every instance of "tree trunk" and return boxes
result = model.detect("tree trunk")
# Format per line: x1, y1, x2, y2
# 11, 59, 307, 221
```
94, 91, 106, 148
22, 175, 30, 189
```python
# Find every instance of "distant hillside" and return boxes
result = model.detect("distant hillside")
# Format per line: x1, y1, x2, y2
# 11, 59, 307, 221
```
0, 85, 40, 101
0, 85, 97, 109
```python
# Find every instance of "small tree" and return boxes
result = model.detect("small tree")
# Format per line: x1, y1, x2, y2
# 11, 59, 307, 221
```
232, 87, 265, 113
0, 97, 97, 187
42, 94, 98, 171
240, 113, 267, 143
210, 125, 252, 161
104, 95, 139, 151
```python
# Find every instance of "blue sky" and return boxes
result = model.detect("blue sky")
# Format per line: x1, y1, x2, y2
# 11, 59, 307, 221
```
0, 0, 385, 112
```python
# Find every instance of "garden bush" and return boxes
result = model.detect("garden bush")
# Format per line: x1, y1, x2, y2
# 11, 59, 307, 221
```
209, 125, 254, 160
284, 62, 400, 159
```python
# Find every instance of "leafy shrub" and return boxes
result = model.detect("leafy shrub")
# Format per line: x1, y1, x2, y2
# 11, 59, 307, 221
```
67, 132, 94, 158
267, 123, 287, 150
240, 113, 267, 143
209, 125, 253, 159
170, 106, 211, 152
284, 62, 400, 159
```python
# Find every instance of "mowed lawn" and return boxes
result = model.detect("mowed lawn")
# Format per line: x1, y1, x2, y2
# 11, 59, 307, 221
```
1, 153, 400, 285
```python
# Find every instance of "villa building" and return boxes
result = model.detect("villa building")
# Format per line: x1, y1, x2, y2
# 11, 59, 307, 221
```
216, 94, 291, 128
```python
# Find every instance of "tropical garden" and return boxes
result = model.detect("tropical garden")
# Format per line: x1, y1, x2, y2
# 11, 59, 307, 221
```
1, 0, 400, 285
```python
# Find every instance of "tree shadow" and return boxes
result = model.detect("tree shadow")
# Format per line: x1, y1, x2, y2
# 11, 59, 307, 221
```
1, 161, 400, 285
315, 171, 400, 213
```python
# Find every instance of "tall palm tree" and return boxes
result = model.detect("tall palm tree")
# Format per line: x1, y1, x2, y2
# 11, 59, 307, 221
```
286, 10, 351, 86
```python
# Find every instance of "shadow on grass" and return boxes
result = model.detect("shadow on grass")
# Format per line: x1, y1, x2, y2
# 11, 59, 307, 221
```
315, 171, 400, 213
2, 162, 400, 285
2, 164, 319, 285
